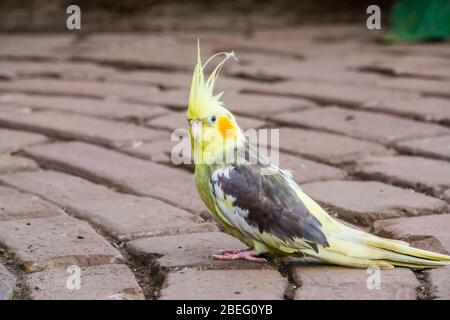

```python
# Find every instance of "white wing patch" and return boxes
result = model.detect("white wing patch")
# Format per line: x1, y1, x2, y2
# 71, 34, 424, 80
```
209, 166, 313, 254
210, 167, 257, 238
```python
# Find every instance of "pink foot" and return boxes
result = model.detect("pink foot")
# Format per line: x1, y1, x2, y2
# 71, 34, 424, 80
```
212, 248, 267, 263
215, 248, 249, 255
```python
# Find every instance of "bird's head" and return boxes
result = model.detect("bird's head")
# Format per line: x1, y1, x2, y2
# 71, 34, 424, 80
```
187, 43, 244, 162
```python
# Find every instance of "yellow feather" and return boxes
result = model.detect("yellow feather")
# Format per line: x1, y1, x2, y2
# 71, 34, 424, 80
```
302, 248, 395, 270
187, 41, 236, 120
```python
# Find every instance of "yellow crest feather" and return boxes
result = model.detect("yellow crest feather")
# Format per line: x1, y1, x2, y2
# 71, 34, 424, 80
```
187, 40, 236, 119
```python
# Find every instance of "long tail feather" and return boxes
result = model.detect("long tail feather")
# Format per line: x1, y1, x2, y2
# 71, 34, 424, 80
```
362, 233, 450, 262
302, 248, 395, 269
344, 225, 450, 262
301, 224, 450, 269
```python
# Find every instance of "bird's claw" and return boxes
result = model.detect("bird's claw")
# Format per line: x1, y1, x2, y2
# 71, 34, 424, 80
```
212, 248, 267, 263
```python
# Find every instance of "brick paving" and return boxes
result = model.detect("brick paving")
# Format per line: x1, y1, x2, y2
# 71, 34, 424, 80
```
0, 171, 216, 241
302, 181, 447, 227
0, 128, 47, 154
26, 264, 144, 300
0, 27, 449, 300
160, 269, 287, 300
395, 135, 450, 161
0, 154, 39, 175
1, 94, 169, 122
0, 109, 167, 148
272, 127, 391, 165
0, 216, 124, 272
0, 263, 15, 300
289, 262, 418, 300
272, 107, 449, 145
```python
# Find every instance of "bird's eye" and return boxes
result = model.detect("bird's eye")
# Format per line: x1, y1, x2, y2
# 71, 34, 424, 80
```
210, 115, 216, 123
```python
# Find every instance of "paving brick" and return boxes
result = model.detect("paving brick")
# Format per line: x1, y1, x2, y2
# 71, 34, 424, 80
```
429, 267, 450, 300
144, 111, 186, 132
0, 67, 15, 79
147, 111, 267, 132
23, 141, 207, 214
224, 50, 299, 68
0, 128, 47, 154
362, 97, 450, 124
221, 93, 316, 118
0, 35, 74, 60
1, 94, 169, 121
238, 77, 450, 123
0, 216, 123, 272
445, 189, 450, 202
106, 70, 192, 89
0, 155, 39, 174
0, 61, 116, 81
227, 64, 283, 82
160, 269, 287, 300
121, 135, 195, 174
272, 107, 450, 145
373, 214, 450, 254
274, 128, 390, 165
378, 78, 450, 99
0, 185, 64, 221
0, 79, 159, 101
358, 56, 450, 79
225, 61, 293, 79
355, 155, 450, 195
247, 80, 419, 108
292, 265, 418, 300
381, 43, 450, 59
215, 78, 270, 93
121, 139, 174, 164
133, 89, 187, 109
127, 232, 268, 270
0, 109, 167, 148
277, 152, 346, 184
106, 70, 260, 92
395, 135, 450, 161
26, 264, 144, 300
0, 170, 216, 241
74, 37, 206, 71
222, 26, 371, 60
0, 263, 15, 300
0, 185, 19, 195
228, 62, 382, 85
0, 105, 22, 114
302, 181, 447, 227
232, 63, 450, 109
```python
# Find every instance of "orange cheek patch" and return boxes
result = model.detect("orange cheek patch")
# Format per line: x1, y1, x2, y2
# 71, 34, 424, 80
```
218, 116, 235, 138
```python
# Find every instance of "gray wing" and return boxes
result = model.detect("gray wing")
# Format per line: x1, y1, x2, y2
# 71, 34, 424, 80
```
209, 163, 329, 252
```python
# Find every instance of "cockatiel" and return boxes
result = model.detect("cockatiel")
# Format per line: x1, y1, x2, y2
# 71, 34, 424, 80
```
187, 45, 450, 269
